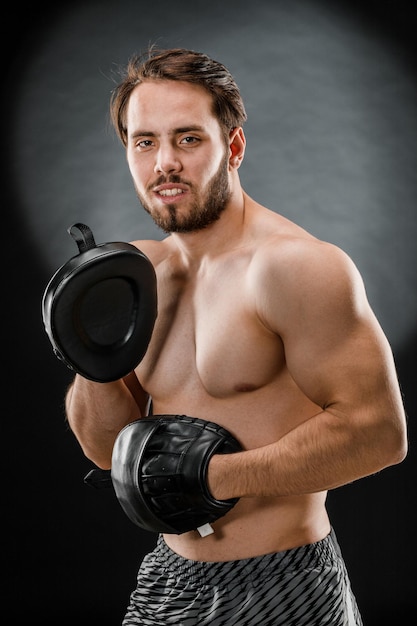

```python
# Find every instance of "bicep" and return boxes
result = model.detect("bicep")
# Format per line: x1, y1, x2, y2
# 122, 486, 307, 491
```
286, 303, 390, 413
263, 244, 395, 413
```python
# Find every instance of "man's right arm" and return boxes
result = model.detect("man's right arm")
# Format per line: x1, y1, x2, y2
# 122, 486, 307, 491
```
65, 370, 148, 469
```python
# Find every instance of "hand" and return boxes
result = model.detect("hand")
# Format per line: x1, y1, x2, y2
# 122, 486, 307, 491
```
111, 414, 242, 534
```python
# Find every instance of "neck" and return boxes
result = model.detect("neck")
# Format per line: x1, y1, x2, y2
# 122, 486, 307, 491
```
170, 188, 248, 262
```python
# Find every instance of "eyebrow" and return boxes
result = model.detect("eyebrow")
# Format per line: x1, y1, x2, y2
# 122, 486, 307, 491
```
129, 125, 206, 139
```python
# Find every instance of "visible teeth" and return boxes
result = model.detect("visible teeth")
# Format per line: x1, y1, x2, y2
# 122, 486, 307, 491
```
159, 188, 184, 196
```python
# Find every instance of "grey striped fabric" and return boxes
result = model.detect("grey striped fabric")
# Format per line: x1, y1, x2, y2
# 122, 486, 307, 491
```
122, 530, 363, 625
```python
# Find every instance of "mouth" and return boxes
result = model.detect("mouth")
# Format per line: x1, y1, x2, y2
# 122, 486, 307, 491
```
153, 183, 189, 203
157, 188, 186, 197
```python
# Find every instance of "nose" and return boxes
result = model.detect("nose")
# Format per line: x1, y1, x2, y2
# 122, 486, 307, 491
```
154, 141, 182, 175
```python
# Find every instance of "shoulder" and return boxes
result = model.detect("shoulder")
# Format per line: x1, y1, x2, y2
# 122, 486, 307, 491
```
247, 217, 368, 333
249, 207, 361, 290
129, 237, 173, 267
245, 199, 352, 278
265, 237, 360, 286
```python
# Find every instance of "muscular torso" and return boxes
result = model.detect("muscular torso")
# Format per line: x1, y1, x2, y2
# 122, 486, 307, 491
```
133, 204, 331, 561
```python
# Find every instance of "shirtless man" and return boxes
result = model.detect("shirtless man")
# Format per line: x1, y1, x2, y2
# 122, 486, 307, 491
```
64, 48, 407, 625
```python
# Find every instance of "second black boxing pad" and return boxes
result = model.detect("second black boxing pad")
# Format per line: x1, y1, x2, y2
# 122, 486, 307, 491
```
111, 415, 241, 535
42, 223, 157, 382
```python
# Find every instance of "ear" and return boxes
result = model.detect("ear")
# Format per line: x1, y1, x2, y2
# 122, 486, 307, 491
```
228, 127, 246, 169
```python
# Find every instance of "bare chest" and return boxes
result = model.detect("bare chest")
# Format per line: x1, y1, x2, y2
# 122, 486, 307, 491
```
138, 270, 284, 400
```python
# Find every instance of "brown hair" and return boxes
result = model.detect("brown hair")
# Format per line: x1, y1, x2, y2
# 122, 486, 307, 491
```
109, 47, 247, 146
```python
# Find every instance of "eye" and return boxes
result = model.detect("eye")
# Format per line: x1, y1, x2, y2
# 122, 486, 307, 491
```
180, 136, 200, 145
137, 139, 154, 149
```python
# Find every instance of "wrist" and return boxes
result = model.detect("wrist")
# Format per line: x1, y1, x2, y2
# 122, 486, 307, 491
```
207, 453, 234, 501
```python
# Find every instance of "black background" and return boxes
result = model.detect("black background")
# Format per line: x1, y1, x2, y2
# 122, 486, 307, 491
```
4, 1, 416, 623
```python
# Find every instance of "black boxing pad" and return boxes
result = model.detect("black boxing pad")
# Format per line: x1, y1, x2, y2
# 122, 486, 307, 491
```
110, 415, 241, 535
41, 223, 157, 382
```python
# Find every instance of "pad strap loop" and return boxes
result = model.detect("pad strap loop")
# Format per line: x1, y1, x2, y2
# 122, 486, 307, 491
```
68, 222, 97, 253
84, 468, 112, 489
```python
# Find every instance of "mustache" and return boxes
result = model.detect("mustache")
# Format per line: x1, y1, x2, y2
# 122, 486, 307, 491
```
151, 174, 190, 187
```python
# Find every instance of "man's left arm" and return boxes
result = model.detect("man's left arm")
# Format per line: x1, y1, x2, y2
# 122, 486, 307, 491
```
208, 243, 408, 500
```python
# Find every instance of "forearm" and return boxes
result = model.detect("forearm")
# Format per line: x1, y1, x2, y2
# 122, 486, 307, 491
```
208, 406, 406, 501
65, 373, 143, 468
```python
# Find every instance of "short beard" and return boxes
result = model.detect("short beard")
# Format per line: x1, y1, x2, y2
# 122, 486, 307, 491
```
136, 152, 231, 234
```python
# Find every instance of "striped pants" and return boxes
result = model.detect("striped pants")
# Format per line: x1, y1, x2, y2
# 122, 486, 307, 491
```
122, 530, 363, 625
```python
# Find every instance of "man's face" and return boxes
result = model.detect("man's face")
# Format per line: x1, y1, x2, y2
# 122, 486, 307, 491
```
125, 79, 232, 233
